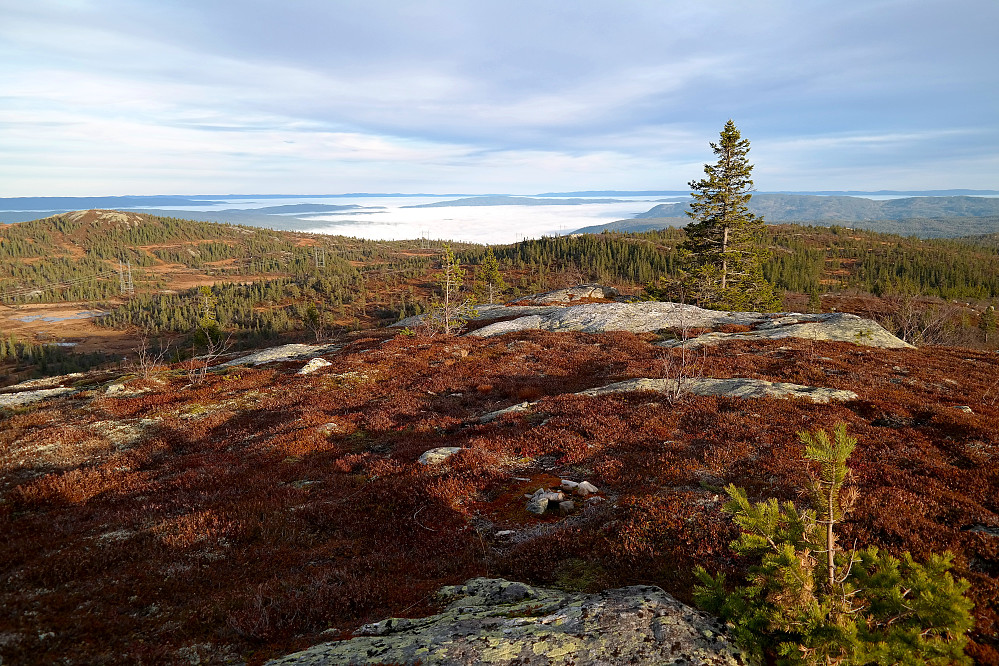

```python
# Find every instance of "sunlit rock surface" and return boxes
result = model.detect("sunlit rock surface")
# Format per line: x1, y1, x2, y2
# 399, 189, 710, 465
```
394, 287, 911, 350
267, 577, 743, 666
468, 302, 912, 349
579, 377, 859, 404
221, 343, 343, 367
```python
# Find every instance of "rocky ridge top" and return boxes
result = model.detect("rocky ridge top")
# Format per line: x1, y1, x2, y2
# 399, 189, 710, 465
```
395, 291, 912, 350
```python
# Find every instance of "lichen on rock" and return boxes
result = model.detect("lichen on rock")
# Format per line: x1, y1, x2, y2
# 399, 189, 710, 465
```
266, 577, 744, 665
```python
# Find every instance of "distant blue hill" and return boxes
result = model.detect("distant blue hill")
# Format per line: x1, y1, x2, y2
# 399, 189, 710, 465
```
632, 194, 999, 222
534, 190, 691, 197
574, 194, 999, 239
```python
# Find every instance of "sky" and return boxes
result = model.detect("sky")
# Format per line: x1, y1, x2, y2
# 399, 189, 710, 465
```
1, 0, 997, 197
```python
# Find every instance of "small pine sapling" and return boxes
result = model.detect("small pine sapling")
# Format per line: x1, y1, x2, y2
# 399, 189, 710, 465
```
694, 424, 974, 665
424, 243, 477, 335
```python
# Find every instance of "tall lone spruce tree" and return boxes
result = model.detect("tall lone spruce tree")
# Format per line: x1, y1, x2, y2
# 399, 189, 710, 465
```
681, 120, 779, 311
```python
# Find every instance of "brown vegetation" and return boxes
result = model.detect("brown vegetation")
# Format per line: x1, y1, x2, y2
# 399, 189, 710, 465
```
1, 327, 998, 664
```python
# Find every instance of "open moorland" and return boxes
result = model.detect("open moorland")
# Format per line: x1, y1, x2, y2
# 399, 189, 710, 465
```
1, 211, 999, 664
1, 321, 998, 664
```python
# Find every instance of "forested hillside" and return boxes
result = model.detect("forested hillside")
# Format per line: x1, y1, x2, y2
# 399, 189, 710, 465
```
2, 210, 998, 386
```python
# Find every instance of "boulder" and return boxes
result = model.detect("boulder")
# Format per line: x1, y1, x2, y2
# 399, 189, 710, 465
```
266, 577, 744, 665
297, 358, 333, 375
477, 401, 533, 423
418, 447, 463, 466
221, 343, 343, 367
525, 496, 549, 515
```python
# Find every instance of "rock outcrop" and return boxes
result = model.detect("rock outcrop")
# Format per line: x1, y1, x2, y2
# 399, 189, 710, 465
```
579, 377, 859, 404
221, 343, 343, 367
394, 287, 911, 350
0, 386, 78, 408
266, 577, 744, 665
468, 302, 911, 349
476, 375, 857, 424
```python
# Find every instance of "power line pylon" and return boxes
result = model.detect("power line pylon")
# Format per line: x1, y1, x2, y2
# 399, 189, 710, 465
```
119, 260, 134, 296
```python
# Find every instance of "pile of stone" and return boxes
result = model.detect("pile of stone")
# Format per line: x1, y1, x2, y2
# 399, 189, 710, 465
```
525, 479, 600, 515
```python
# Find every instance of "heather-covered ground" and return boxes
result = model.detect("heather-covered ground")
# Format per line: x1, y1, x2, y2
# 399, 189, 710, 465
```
1, 329, 998, 664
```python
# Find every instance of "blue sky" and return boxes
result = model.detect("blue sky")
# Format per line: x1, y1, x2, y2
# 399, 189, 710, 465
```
1, 0, 997, 196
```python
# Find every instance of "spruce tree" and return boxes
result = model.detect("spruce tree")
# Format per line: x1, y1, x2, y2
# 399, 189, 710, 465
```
474, 248, 508, 304
979, 304, 996, 344
681, 120, 780, 311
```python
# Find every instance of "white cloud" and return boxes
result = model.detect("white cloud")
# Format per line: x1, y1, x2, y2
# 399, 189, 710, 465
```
0, 0, 997, 195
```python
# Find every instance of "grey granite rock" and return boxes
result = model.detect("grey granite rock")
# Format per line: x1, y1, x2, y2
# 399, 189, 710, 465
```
578, 377, 859, 404
472, 376, 857, 425
466, 302, 911, 349
266, 577, 744, 665
0, 386, 78, 408
221, 343, 342, 367
418, 447, 463, 465
297, 358, 333, 375
477, 401, 533, 423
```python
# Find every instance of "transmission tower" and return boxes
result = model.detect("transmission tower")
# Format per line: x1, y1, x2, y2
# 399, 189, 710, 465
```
118, 261, 134, 296
313, 246, 326, 268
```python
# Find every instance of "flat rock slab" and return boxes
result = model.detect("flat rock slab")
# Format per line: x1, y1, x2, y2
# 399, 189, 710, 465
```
477, 401, 533, 423
267, 577, 743, 665
579, 377, 859, 404
221, 343, 343, 367
476, 376, 857, 422
3, 372, 87, 391
0, 387, 78, 408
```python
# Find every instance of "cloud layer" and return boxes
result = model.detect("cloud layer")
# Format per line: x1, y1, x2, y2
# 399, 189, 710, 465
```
1, 0, 997, 195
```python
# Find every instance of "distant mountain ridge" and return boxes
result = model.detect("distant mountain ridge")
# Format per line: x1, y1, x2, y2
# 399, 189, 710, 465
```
634, 194, 999, 222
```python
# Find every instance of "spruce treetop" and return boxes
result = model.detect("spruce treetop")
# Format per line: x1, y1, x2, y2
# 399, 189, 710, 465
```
679, 120, 779, 311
